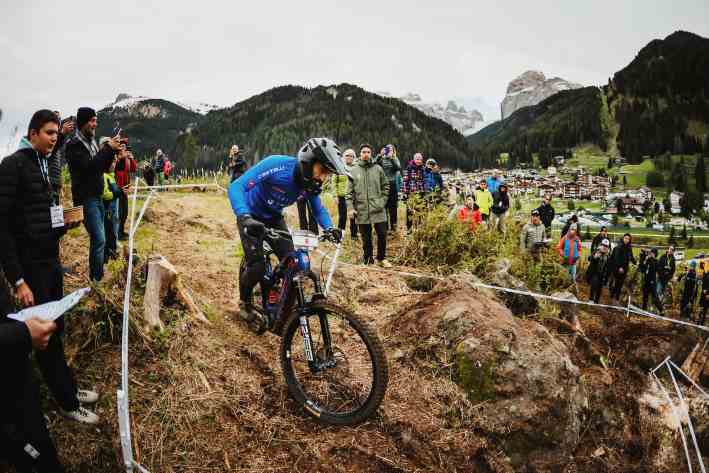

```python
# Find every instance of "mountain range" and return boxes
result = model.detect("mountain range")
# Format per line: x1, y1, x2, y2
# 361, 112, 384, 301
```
500, 71, 583, 120
467, 31, 709, 167
98, 85, 475, 170
377, 92, 484, 135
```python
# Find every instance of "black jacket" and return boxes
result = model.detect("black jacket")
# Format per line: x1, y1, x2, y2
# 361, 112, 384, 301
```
642, 257, 658, 288
658, 254, 676, 283
609, 241, 636, 274
585, 251, 610, 284
0, 148, 66, 284
65, 135, 116, 206
492, 190, 510, 215
591, 233, 607, 253
536, 202, 555, 227
229, 155, 248, 183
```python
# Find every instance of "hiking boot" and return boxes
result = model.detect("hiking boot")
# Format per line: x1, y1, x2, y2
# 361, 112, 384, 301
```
77, 389, 99, 404
377, 259, 393, 269
63, 406, 99, 425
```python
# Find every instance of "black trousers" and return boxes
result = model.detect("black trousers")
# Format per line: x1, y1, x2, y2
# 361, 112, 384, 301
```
237, 217, 293, 302
24, 260, 79, 412
589, 276, 604, 303
642, 283, 663, 313
297, 200, 318, 235
0, 357, 64, 473
119, 192, 129, 237
337, 196, 347, 230
358, 222, 387, 264
385, 183, 398, 231
610, 271, 626, 300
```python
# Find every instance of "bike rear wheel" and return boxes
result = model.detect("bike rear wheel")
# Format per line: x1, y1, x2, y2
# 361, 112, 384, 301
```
280, 302, 388, 425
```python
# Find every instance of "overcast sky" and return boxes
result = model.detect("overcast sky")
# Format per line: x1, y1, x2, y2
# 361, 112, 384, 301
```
1, 0, 708, 143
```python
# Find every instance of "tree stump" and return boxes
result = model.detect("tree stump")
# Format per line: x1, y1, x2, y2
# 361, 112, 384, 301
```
143, 255, 210, 332
683, 339, 709, 382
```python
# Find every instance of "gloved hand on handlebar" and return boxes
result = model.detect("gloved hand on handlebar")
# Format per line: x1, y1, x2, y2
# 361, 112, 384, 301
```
238, 214, 265, 237
324, 227, 343, 243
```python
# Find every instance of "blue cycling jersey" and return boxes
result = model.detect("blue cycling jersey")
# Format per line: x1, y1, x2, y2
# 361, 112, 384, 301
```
228, 155, 333, 229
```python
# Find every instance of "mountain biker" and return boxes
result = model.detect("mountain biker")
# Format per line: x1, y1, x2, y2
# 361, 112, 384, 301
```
228, 138, 349, 328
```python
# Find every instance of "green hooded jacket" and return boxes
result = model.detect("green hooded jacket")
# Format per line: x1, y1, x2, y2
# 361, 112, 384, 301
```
346, 159, 390, 225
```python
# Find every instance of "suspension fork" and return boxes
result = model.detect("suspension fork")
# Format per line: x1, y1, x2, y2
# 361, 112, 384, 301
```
294, 277, 334, 371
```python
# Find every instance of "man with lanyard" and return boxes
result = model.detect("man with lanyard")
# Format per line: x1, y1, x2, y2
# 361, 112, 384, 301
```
228, 138, 348, 331
0, 110, 100, 426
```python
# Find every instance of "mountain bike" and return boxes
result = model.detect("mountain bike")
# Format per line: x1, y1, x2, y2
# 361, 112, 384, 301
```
238, 228, 389, 425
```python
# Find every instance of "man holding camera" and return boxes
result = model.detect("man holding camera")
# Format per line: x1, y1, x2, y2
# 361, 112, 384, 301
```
66, 107, 122, 282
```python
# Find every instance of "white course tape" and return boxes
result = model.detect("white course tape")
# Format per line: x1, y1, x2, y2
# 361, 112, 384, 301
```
652, 368, 695, 473
315, 250, 709, 332
666, 362, 707, 473
135, 183, 222, 191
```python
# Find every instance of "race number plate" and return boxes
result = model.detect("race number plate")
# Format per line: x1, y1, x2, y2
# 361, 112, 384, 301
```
292, 231, 319, 249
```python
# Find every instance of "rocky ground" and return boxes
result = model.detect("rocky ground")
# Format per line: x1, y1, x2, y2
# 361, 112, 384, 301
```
14, 191, 709, 472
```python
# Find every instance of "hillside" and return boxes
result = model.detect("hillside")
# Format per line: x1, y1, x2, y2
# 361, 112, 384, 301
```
608, 31, 709, 162
467, 87, 608, 167
468, 31, 709, 165
180, 83, 473, 170
97, 95, 202, 158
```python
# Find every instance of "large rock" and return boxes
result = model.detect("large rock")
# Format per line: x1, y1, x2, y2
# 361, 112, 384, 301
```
488, 258, 539, 315
387, 280, 588, 471
500, 70, 583, 119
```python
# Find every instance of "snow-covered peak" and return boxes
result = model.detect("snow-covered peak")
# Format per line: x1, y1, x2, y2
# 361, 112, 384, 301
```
106, 94, 220, 115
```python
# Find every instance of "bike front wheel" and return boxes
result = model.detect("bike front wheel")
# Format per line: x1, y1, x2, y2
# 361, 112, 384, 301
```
280, 302, 388, 425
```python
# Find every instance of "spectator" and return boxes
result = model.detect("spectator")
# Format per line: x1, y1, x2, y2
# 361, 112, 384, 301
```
48, 112, 75, 202
115, 146, 136, 240
486, 170, 503, 195
591, 226, 609, 254
586, 238, 611, 303
700, 262, 709, 325
423, 159, 444, 197
641, 248, 664, 315
474, 180, 493, 222
657, 246, 676, 303
163, 155, 173, 185
1, 110, 100, 425
490, 183, 510, 232
154, 149, 165, 187
679, 260, 699, 320
65, 107, 120, 282
377, 144, 401, 235
347, 144, 391, 267
143, 160, 156, 187
228, 144, 248, 183
1, 317, 65, 473
520, 210, 547, 260
557, 224, 582, 283
608, 233, 637, 302
297, 198, 319, 235
561, 214, 578, 238
403, 152, 426, 232
331, 149, 350, 234
102, 160, 122, 261
343, 149, 358, 240
457, 198, 482, 231
536, 195, 555, 238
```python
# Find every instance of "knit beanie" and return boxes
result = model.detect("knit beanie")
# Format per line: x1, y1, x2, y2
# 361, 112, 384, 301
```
76, 107, 97, 129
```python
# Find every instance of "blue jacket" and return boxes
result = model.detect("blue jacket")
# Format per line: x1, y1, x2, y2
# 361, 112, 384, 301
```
228, 155, 333, 229
487, 176, 503, 194
424, 168, 443, 192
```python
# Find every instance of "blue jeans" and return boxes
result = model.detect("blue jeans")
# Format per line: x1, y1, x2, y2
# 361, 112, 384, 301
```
564, 264, 577, 281
83, 197, 106, 281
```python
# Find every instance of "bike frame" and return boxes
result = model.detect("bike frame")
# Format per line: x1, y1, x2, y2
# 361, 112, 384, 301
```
259, 232, 342, 374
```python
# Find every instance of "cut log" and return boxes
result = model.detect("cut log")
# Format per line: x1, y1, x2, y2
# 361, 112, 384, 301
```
143, 256, 177, 331
684, 339, 709, 383
142, 255, 211, 331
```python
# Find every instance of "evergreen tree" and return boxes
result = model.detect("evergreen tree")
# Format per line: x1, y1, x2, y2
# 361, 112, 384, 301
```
696, 155, 706, 193
607, 157, 613, 169
668, 226, 676, 244
682, 224, 688, 240
688, 235, 695, 248
622, 175, 628, 186
568, 200, 575, 211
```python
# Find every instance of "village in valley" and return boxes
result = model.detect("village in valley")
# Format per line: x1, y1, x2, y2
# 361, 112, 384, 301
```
447, 150, 709, 248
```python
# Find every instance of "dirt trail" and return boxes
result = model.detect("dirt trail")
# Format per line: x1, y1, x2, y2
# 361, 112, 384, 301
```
43, 191, 704, 473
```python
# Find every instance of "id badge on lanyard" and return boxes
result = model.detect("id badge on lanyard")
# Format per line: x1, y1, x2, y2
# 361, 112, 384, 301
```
37, 154, 64, 228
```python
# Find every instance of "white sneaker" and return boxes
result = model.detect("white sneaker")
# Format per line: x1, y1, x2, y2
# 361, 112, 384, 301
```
63, 406, 99, 424
77, 389, 99, 404
378, 259, 393, 269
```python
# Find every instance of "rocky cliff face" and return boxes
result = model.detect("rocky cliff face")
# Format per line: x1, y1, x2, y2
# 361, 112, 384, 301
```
380, 92, 484, 135
500, 70, 582, 119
